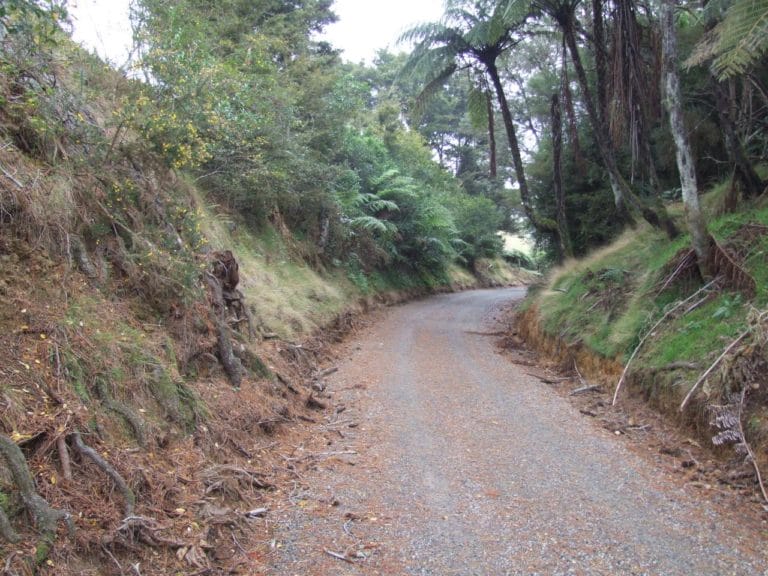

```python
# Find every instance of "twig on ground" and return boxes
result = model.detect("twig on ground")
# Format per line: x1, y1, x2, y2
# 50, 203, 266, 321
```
570, 385, 600, 396
679, 330, 749, 412
573, 359, 587, 386
325, 549, 354, 563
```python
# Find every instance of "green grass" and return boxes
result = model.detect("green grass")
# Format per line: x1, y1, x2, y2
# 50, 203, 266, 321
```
644, 294, 747, 368
532, 184, 768, 366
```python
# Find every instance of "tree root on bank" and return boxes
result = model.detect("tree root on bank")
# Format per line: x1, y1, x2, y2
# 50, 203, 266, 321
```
201, 465, 273, 501
107, 515, 185, 551
0, 433, 74, 565
70, 431, 135, 517
204, 272, 244, 388
94, 376, 148, 447
0, 504, 20, 544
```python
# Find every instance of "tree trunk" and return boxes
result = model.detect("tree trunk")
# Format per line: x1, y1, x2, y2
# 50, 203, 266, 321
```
561, 44, 586, 177
484, 62, 559, 236
485, 60, 559, 237
592, 0, 608, 127
712, 76, 764, 200
562, 14, 678, 237
486, 90, 498, 179
661, 0, 711, 275
561, 19, 633, 221
551, 93, 573, 259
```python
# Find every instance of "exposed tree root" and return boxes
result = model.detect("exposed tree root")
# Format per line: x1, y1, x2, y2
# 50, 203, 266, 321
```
201, 465, 273, 501
70, 431, 135, 517
204, 272, 244, 388
223, 288, 256, 340
232, 345, 272, 379
108, 515, 186, 551
69, 233, 99, 279
0, 433, 73, 564
0, 505, 20, 544
94, 376, 148, 446
56, 434, 73, 481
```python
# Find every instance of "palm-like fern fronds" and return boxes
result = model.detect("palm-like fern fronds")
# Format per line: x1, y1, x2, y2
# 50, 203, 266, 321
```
353, 193, 400, 213
350, 216, 397, 234
686, 0, 768, 78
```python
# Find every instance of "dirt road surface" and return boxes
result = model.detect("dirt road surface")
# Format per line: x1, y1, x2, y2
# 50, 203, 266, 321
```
268, 288, 768, 575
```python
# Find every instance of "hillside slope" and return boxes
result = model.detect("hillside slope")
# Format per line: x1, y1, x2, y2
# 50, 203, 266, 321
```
0, 26, 532, 576
519, 189, 768, 504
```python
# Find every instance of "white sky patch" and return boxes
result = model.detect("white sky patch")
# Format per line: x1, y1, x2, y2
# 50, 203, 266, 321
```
67, 0, 445, 68
68, 0, 133, 68
319, 0, 444, 63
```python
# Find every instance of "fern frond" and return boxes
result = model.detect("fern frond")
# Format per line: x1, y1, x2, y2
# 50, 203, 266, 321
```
350, 216, 397, 234
688, 0, 768, 77
712, 0, 768, 78
413, 64, 459, 116
467, 86, 490, 130
500, 0, 533, 24
355, 193, 400, 213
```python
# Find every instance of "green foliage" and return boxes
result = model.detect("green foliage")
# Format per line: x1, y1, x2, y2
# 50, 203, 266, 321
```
0, 0, 67, 42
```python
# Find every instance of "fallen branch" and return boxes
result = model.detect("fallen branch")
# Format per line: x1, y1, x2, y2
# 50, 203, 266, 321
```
71, 432, 135, 517
656, 361, 700, 371
525, 371, 569, 384
679, 330, 749, 412
570, 384, 600, 396
613, 279, 717, 405
325, 549, 354, 563
464, 330, 506, 337
0, 161, 23, 188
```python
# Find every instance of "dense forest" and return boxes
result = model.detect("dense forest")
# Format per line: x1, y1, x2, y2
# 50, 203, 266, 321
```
1, 0, 767, 573
4, 0, 767, 272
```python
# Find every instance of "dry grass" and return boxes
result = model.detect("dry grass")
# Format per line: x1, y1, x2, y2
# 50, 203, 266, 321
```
543, 227, 647, 294
193, 187, 360, 340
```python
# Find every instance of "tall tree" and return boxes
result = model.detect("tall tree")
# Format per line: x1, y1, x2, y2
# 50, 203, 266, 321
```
534, 0, 677, 237
661, 0, 712, 275
402, 0, 560, 243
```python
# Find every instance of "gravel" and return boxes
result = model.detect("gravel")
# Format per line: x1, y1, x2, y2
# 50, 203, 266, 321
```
269, 288, 768, 575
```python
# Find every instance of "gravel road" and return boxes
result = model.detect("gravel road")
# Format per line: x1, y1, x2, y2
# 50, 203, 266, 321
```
268, 288, 768, 575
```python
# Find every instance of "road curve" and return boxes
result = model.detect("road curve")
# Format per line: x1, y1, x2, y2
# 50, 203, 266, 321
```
269, 288, 768, 575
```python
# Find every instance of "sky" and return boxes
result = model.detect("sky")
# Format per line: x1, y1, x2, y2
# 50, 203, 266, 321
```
68, 0, 445, 67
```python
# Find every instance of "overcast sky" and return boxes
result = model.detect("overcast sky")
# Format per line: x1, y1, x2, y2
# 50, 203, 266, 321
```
68, 0, 444, 67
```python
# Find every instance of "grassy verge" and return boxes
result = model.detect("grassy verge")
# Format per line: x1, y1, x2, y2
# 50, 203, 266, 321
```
522, 185, 768, 474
